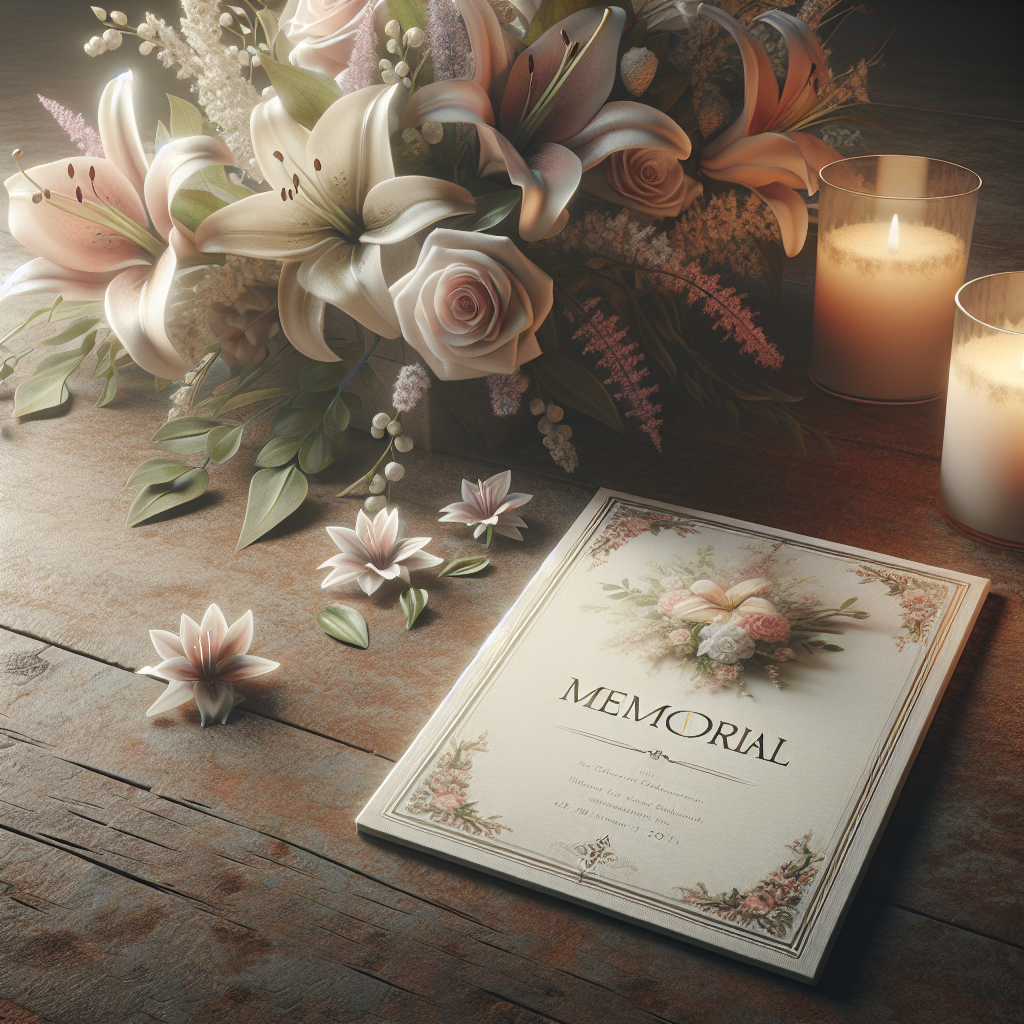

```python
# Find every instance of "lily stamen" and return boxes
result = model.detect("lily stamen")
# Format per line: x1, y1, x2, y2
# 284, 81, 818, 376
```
271, 146, 358, 238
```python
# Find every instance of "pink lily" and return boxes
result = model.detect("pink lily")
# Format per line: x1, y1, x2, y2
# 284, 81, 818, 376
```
403, 1, 690, 241
3, 72, 233, 379
697, 7, 841, 257
665, 577, 777, 624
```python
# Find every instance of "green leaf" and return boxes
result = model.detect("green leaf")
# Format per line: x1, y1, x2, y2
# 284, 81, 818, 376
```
126, 468, 209, 527
48, 300, 104, 323
236, 465, 308, 549
152, 415, 222, 441
533, 350, 624, 432
38, 317, 101, 346
272, 402, 328, 437
317, 604, 369, 649
206, 424, 244, 464
260, 54, 342, 130
535, 311, 558, 353
256, 433, 305, 468
400, 587, 429, 630
437, 556, 490, 578
524, 0, 614, 43
326, 394, 351, 433
300, 359, 355, 392
298, 426, 334, 474
167, 94, 206, 138
840, 597, 857, 609
216, 386, 298, 415
170, 187, 228, 234
388, 0, 426, 29
127, 457, 190, 488
13, 331, 96, 416
469, 190, 520, 232
821, 644, 845, 652
256, 8, 280, 48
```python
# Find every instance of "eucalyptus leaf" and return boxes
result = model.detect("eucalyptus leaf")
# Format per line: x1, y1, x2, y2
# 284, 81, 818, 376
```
152, 415, 222, 441
437, 556, 490, 578
298, 426, 334, 474
326, 394, 351, 433
533, 350, 624, 432
272, 402, 327, 437
400, 587, 428, 630
13, 331, 96, 416
126, 468, 209, 527
317, 604, 369, 649
126, 457, 190, 488
299, 359, 354, 392
236, 465, 308, 550
255, 433, 305, 468
217, 386, 297, 415
38, 317, 101, 346
206, 423, 244, 464
260, 54, 342, 130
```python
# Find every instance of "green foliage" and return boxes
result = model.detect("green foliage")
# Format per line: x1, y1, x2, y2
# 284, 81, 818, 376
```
449, 190, 522, 233
298, 425, 334, 473
126, 467, 209, 527
388, 0, 426, 29
437, 556, 490, 578
256, 434, 305, 468
260, 54, 342, 130
236, 465, 309, 550
400, 587, 429, 629
171, 188, 228, 234
533, 349, 624, 432
91, 335, 132, 407
523, 0, 633, 44
151, 415, 221, 454
206, 424, 244, 464
317, 604, 369, 649
127, 457, 191, 488
13, 329, 97, 416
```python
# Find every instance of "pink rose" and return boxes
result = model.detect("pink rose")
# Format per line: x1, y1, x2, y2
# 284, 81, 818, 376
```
667, 628, 692, 646
580, 148, 702, 218
713, 664, 739, 683
742, 893, 776, 912
658, 589, 690, 617
771, 647, 796, 662
737, 613, 791, 643
280, 0, 371, 79
390, 229, 552, 381
430, 791, 465, 812
901, 588, 931, 606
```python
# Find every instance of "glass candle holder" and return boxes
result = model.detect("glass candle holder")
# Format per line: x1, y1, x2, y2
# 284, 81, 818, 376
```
811, 155, 981, 403
938, 272, 1024, 548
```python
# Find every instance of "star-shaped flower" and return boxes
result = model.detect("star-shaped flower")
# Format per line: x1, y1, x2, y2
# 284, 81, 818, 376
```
144, 605, 279, 726
439, 470, 532, 544
320, 507, 443, 595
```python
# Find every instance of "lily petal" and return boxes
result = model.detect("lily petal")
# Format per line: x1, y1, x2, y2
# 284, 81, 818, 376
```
154, 657, 202, 682
277, 261, 341, 362
146, 679, 196, 717
700, 132, 813, 191
216, 653, 280, 682
359, 571, 386, 595
737, 597, 778, 616
194, 679, 235, 726
787, 131, 842, 194
689, 580, 729, 606
401, 79, 496, 134
453, 0, 512, 104
750, 181, 809, 257
179, 614, 201, 660
149, 629, 186, 660
360, 176, 476, 245
0, 258, 117, 302
725, 577, 771, 607
562, 100, 691, 171
251, 92, 313, 189
756, 11, 829, 132
145, 135, 235, 243
667, 597, 727, 623
219, 610, 254, 660
105, 249, 189, 379
199, 603, 229, 652
98, 71, 150, 202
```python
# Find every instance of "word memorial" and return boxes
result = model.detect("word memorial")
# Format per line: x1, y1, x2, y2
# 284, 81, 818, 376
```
359, 490, 987, 982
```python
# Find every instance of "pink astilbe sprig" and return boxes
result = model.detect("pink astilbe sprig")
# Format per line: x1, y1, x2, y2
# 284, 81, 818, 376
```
341, 5, 382, 94
426, 0, 475, 82
486, 369, 529, 417
567, 299, 663, 452
37, 96, 104, 157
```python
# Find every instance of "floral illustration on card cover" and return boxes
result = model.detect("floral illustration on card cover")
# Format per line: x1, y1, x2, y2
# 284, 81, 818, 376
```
588, 505, 700, 567
675, 832, 824, 939
405, 733, 510, 839
583, 539, 869, 695
852, 565, 949, 653
553, 834, 638, 883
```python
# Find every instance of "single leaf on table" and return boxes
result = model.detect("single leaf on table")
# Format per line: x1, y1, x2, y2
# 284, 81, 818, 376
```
437, 556, 490, 578
236, 465, 308, 550
260, 54, 342, 130
126, 467, 209, 527
533, 350, 624, 432
127, 457, 190, 488
13, 330, 97, 417
317, 604, 369, 649
206, 423, 244, 464
255, 433, 305, 468
400, 588, 428, 630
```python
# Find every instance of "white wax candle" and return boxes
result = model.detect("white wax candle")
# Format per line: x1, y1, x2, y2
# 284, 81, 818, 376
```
812, 220, 967, 400
940, 328, 1024, 543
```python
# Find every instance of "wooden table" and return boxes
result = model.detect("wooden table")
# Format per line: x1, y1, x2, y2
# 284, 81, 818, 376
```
1, 4, 1021, 1021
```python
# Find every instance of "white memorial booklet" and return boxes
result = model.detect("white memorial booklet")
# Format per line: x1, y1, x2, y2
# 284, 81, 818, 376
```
358, 490, 989, 982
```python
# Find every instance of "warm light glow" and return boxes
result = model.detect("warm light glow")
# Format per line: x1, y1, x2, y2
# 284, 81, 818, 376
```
887, 214, 899, 254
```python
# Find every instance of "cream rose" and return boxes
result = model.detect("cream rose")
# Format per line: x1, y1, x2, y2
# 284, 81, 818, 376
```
389, 229, 552, 381
581, 147, 702, 218
280, 0, 370, 79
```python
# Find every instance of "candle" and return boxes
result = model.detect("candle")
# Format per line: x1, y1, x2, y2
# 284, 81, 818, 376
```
939, 272, 1024, 547
810, 155, 981, 403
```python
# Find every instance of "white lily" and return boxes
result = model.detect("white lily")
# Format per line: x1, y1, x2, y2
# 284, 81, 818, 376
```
3, 72, 234, 379
666, 577, 777, 624
195, 84, 476, 361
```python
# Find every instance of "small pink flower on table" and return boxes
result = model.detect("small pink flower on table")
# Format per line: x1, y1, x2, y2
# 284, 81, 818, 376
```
144, 604, 279, 727
439, 470, 532, 546
320, 506, 443, 595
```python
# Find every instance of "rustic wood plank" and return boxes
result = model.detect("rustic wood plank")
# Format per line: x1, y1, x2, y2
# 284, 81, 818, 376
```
1, 639, 1020, 1023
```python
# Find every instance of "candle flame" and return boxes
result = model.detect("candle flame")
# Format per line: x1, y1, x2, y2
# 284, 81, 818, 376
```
887, 214, 899, 254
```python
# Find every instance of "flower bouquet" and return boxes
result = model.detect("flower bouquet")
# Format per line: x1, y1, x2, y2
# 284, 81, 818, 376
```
2, 0, 880, 548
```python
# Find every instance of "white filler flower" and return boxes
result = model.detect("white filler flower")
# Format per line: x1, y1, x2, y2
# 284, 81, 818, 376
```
144, 604, 279, 726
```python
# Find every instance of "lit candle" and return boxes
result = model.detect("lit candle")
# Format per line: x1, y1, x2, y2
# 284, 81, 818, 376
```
811, 155, 981, 403
939, 272, 1024, 546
